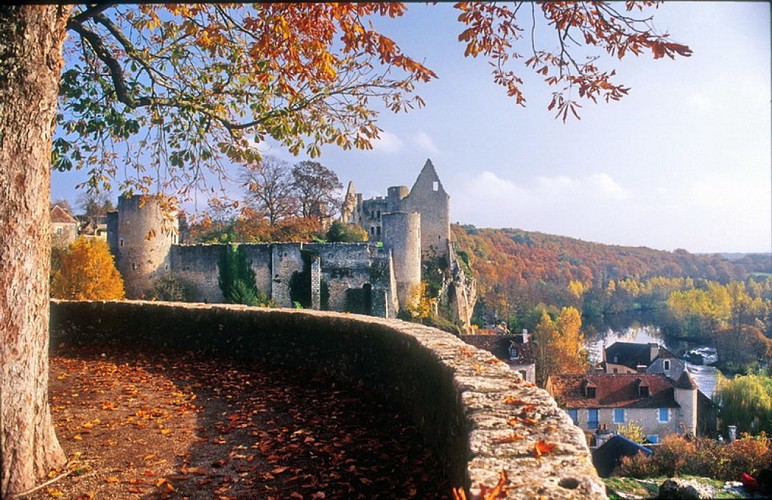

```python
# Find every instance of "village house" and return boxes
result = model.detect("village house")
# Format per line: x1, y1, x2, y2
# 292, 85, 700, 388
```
50, 204, 79, 247
597, 341, 717, 436
597, 341, 685, 379
546, 371, 699, 446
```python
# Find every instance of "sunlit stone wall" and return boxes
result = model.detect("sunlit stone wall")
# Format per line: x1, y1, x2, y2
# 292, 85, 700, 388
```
50, 300, 605, 499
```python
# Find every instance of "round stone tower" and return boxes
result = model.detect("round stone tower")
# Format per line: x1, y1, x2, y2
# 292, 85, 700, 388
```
381, 211, 421, 311
113, 194, 178, 298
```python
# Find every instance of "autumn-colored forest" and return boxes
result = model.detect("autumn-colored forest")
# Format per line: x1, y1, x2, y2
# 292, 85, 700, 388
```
451, 224, 771, 325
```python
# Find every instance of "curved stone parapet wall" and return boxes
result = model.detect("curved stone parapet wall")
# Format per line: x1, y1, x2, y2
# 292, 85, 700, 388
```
49, 300, 606, 499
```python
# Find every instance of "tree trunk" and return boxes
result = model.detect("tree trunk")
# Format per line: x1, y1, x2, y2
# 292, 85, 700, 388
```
0, 5, 72, 497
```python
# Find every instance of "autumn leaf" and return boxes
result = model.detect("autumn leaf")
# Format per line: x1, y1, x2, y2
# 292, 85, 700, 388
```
478, 470, 509, 499
532, 440, 557, 458
502, 395, 527, 405
492, 433, 525, 444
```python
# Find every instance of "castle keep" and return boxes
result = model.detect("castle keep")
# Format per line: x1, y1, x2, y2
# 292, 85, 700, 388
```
108, 160, 474, 326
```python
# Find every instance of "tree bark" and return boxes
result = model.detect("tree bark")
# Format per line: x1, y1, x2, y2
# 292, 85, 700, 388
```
0, 5, 72, 497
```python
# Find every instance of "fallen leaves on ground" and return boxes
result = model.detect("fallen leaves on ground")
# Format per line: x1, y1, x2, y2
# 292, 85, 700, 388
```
32, 343, 450, 499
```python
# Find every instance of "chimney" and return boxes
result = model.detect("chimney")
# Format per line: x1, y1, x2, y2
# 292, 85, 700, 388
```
521, 329, 529, 344
649, 343, 660, 363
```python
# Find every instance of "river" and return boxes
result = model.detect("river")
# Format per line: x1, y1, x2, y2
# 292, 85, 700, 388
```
586, 318, 720, 398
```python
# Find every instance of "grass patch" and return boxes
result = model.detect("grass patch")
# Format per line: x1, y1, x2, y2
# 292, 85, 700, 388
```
603, 475, 748, 499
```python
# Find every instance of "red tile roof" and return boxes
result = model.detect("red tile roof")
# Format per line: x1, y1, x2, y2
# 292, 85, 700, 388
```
546, 373, 680, 409
50, 205, 78, 224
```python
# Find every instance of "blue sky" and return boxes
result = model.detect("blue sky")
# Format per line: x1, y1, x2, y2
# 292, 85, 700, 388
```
51, 2, 771, 254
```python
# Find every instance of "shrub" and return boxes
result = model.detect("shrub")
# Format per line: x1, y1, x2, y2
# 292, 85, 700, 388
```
146, 273, 196, 301
722, 432, 772, 480
325, 221, 368, 242
615, 433, 772, 480
617, 451, 661, 479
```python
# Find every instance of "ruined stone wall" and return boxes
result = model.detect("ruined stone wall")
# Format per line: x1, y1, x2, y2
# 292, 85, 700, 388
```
401, 160, 450, 259
167, 242, 395, 316
168, 244, 225, 302
50, 300, 606, 499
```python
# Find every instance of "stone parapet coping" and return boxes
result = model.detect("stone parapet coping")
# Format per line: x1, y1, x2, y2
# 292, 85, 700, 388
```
50, 300, 606, 499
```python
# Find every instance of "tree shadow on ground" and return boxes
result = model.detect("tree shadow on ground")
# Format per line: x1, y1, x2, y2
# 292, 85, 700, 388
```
46, 342, 450, 500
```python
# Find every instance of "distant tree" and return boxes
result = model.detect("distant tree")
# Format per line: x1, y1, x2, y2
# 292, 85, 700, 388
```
51, 236, 125, 300
326, 221, 369, 243
241, 156, 298, 226
714, 372, 772, 435
533, 307, 588, 385
76, 191, 114, 216
553, 307, 590, 374
533, 311, 558, 386
291, 160, 343, 223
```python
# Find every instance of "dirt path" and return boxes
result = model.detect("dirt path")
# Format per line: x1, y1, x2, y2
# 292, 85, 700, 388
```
29, 344, 450, 499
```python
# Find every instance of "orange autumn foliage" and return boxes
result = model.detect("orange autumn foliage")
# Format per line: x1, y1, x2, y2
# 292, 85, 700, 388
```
51, 236, 125, 300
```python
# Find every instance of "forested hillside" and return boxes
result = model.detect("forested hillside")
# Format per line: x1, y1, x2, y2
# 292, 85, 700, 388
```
451, 224, 771, 327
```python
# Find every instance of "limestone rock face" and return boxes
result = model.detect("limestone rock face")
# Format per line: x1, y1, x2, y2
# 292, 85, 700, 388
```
658, 478, 715, 500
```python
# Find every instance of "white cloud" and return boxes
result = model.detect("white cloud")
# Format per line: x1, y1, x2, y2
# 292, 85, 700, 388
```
454, 171, 633, 228
413, 131, 439, 154
534, 172, 633, 202
370, 131, 403, 154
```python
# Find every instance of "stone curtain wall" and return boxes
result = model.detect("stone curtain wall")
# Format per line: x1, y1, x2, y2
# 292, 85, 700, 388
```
49, 301, 605, 498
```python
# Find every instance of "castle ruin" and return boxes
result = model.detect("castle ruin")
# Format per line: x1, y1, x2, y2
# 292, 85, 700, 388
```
107, 160, 475, 328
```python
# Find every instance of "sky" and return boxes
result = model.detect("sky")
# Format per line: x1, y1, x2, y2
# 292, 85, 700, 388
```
51, 2, 772, 254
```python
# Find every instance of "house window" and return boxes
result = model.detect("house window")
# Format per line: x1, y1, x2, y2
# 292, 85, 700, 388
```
587, 409, 599, 430
567, 409, 578, 425
376, 226, 381, 236
508, 346, 519, 360
432, 181, 439, 191
658, 408, 670, 423
56, 227, 63, 235
639, 386, 650, 397
646, 435, 660, 444
613, 409, 625, 424
120, 239, 124, 247
613, 368, 618, 374
663, 360, 671, 371
586, 387, 596, 398
518, 370, 528, 381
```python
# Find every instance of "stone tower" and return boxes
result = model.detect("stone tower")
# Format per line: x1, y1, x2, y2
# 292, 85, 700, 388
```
110, 194, 178, 298
381, 211, 421, 310
673, 371, 698, 437
401, 159, 451, 259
